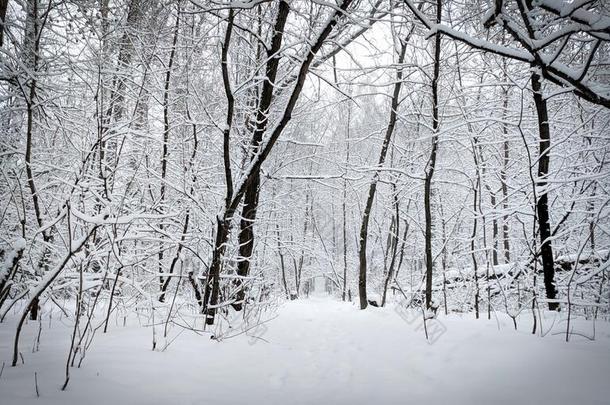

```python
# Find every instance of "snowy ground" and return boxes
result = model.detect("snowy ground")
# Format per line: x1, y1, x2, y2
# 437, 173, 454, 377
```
1, 296, 609, 405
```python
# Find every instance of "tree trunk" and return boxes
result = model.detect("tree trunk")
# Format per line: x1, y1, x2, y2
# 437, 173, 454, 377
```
0, 0, 8, 47
500, 74, 511, 263
424, 0, 442, 310
490, 192, 499, 266
358, 38, 408, 310
381, 187, 400, 307
234, 1, 290, 310
275, 222, 289, 298
342, 112, 350, 301
470, 177, 480, 318
531, 72, 559, 311
158, 6, 181, 303
23, 0, 49, 321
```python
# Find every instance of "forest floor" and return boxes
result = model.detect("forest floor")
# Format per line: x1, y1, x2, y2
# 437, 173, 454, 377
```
1, 295, 609, 404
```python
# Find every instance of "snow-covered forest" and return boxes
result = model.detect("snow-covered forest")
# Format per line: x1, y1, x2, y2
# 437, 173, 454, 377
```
1, 0, 609, 403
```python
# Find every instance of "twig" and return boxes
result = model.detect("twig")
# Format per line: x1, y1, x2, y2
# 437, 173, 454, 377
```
34, 372, 39, 397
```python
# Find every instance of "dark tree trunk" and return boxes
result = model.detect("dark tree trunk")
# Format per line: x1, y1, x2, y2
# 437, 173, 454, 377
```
0, 0, 8, 47
23, 0, 48, 321
203, 217, 231, 325
424, 0, 442, 310
471, 177, 480, 319
234, 1, 290, 311
294, 191, 312, 295
531, 72, 559, 311
358, 38, 409, 310
276, 222, 290, 299
158, 6, 181, 303
334, 55, 350, 302
381, 189, 400, 307
500, 79, 511, 263
342, 145, 349, 301
490, 192, 499, 266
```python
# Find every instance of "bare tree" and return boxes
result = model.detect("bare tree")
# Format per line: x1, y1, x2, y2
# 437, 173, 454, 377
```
358, 29, 410, 310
